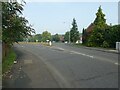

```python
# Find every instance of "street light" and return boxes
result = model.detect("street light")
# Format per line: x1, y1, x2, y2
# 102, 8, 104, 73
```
63, 22, 72, 44
69, 24, 72, 44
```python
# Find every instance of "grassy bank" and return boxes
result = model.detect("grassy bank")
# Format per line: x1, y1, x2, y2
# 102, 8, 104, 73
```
18, 42, 52, 46
40, 42, 51, 46
2, 49, 16, 74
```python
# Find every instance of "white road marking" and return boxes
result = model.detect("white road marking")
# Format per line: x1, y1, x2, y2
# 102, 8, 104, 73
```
52, 46, 94, 58
114, 63, 119, 65
52, 46, 65, 51
56, 47, 65, 51
70, 51, 94, 58
51, 46, 117, 65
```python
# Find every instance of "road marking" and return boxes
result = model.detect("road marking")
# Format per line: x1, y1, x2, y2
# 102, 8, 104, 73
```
52, 46, 65, 51
52, 46, 94, 58
56, 47, 65, 51
114, 62, 119, 65
50, 46, 116, 65
70, 51, 94, 58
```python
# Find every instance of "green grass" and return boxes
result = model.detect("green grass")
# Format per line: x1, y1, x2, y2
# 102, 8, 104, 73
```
2, 49, 16, 74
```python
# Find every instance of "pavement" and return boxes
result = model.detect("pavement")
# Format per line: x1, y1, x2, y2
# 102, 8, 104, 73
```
2, 42, 119, 88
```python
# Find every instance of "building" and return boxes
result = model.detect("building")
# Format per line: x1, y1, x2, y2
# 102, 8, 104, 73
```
86, 23, 95, 34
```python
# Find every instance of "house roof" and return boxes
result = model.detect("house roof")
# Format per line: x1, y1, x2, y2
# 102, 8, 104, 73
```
86, 23, 95, 33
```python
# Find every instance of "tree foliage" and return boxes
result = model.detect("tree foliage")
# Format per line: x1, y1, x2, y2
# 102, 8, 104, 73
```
82, 28, 87, 44
34, 34, 42, 42
82, 6, 120, 48
87, 27, 105, 47
52, 33, 60, 42
2, 1, 35, 45
103, 25, 120, 48
2, 0, 35, 57
94, 6, 107, 29
87, 6, 108, 47
64, 31, 69, 42
41, 31, 51, 42
28, 34, 42, 42
70, 18, 79, 43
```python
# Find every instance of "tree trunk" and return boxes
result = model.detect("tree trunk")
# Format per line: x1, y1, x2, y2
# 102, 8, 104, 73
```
2, 42, 10, 61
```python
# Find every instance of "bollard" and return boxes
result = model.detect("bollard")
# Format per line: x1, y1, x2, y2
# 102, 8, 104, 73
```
49, 41, 52, 46
116, 42, 119, 50
119, 42, 120, 51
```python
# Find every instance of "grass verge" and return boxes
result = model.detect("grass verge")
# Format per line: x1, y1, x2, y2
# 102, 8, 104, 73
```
40, 42, 51, 46
2, 49, 16, 74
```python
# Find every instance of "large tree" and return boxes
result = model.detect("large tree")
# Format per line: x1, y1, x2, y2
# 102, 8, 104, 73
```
87, 6, 120, 48
2, 1, 35, 57
70, 18, 79, 43
87, 6, 107, 47
94, 6, 107, 29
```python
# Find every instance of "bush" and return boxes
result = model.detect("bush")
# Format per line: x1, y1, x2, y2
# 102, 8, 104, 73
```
102, 41, 109, 48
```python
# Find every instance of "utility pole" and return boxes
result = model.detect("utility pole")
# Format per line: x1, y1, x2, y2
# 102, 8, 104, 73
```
69, 25, 71, 44
63, 22, 72, 44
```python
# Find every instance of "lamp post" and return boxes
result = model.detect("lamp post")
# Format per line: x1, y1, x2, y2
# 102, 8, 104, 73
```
69, 24, 72, 44
63, 22, 72, 44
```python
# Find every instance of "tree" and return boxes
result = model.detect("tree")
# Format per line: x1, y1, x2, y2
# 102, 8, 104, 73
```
64, 31, 69, 42
103, 25, 120, 48
41, 31, 51, 42
2, 1, 35, 57
28, 35, 35, 42
87, 28, 105, 47
70, 18, 79, 43
94, 6, 107, 29
87, 6, 107, 47
52, 34, 60, 42
34, 34, 42, 42
28, 34, 42, 42
82, 28, 87, 44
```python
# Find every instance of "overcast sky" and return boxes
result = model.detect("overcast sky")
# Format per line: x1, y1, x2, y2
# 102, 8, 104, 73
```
23, 2, 118, 35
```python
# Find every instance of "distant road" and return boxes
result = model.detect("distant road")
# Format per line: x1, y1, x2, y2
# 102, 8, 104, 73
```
3, 42, 118, 88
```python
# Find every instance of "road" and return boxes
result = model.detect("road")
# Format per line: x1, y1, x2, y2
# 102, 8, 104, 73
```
3, 42, 119, 88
